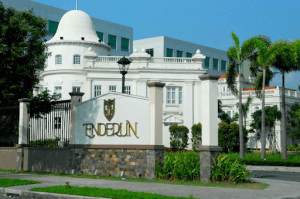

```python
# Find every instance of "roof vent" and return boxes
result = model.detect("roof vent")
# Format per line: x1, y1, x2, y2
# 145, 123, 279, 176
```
60, 37, 63, 40
81, 37, 85, 41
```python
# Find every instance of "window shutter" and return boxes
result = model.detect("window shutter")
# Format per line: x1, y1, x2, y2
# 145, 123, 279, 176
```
213, 59, 218, 70
96, 32, 103, 41
186, 52, 192, 58
49, 20, 59, 35
121, 38, 129, 52
167, 48, 173, 57
221, 60, 226, 72
204, 57, 210, 68
108, 35, 117, 49
177, 50, 183, 57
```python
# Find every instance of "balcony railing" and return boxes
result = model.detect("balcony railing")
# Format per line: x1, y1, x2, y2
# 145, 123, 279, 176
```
148, 58, 193, 63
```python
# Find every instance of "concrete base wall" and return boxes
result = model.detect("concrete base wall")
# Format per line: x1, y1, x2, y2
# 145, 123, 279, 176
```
20, 145, 164, 179
0, 148, 18, 170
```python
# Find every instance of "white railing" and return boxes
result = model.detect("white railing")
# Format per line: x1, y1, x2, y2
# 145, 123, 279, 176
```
148, 57, 194, 63
95, 56, 130, 62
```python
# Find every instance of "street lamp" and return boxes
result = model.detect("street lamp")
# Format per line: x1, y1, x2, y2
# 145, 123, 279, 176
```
117, 56, 131, 93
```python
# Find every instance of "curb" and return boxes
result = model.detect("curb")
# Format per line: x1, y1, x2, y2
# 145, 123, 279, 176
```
0, 188, 110, 199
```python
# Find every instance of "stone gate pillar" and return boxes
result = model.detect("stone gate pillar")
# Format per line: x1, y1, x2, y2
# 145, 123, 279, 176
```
69, 92, 85, 145
198, 74, 222, 183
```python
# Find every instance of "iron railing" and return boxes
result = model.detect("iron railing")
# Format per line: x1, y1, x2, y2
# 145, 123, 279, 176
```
28, 100, 71, 147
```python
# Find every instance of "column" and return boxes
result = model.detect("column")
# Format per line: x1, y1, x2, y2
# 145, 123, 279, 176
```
138, 80, 147, 97
88, 79, 93, 99
198, 74, 222, 183
147, 82, 165, 145
69, 92, 85, 145
18, 98, 31, 146
185, 81, 194, 145
194, 81, 201, 123
132, 80, 138, 95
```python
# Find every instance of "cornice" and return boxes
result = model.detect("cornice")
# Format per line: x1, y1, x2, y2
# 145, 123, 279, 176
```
46, 40, 111, 51
40, 69, 85, 78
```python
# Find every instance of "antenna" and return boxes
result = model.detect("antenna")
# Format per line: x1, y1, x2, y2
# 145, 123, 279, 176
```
76, 0, 78, 10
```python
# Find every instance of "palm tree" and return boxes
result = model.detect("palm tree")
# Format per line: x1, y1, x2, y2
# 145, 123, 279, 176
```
267, 40, 298, 159
227, 32, 263, 158
236, 96, 253, 127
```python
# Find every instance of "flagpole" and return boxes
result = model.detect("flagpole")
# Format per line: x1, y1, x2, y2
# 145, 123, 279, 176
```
76, 0, 78, 10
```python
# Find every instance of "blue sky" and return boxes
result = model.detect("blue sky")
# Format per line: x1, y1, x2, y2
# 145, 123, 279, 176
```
31, 0, 300, 90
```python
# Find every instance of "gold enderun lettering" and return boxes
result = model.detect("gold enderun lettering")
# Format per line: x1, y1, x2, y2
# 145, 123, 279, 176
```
105, 123, 114, 136
119, 123, 123, 136
83, 123, 95, 138
97, 123, 106, 136
112, 123, 120, 135
126, 120, 138, 138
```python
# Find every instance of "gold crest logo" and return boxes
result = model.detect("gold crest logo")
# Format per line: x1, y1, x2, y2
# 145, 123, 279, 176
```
104, 99, 115, 121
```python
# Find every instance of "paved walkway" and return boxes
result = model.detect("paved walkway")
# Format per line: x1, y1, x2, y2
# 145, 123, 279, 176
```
0, 166, 300, 199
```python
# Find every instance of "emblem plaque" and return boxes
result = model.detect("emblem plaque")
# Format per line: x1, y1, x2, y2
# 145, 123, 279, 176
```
104, 99, 115, 121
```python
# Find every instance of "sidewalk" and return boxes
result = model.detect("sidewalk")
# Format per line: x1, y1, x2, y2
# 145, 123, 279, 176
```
0, 167, 300, 199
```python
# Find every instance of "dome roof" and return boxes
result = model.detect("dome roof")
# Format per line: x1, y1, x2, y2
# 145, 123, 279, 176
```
47, 10, 101, 44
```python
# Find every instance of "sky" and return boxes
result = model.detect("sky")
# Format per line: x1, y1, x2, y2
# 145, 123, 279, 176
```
31, 0, 300, 90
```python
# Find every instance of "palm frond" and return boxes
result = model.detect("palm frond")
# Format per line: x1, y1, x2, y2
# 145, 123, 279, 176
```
231, 32, 240, 61
227, 46, 238, 61
226, 61, 238, 96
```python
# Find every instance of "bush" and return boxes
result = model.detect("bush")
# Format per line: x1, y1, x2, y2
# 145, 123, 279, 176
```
29, 137, 60, 147
218, 122, 249, 153
169, 125, 189, 152
287, 145, 299, 151
211, 154, 250, 184
156, 152, 200, 181
191, 123, 202, 152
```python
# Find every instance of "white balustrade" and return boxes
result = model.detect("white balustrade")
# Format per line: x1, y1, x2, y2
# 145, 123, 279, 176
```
148, 57, 193, 63
95, 56, 130, 62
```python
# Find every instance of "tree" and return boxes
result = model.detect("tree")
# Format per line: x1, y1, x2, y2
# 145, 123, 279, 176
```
169, 125, 189, 152
266, 40, 298, 159
0, 2, 49, 106
218, 99, 239, 124
236, 96, 252, 127
218, 122, 249, 153
250, 105, 281, 152
287, 102, 300, 145
226, 32, 260, 158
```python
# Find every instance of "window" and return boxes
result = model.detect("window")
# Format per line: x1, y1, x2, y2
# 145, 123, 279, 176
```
178, 87, 182, 104
204, 57, 210, 69
213, 58, 218, 70
221, 60, 226, 72
54, 86, 62, 99
73, 55, 80, 64
146, 49, 154, 57
55, 55, 62, 64
121, 37, 129, 52
255, 107, 259, 111
236, 64, 239, 73
44, 87, 48, 91
186, 52, 192, 58
166, 87, 176, 104
177, 50, 183, 57
72, 87, 80, 92
125, 86, 131, 94
227, 87, 231, 92
223, 86, 225, 92
96, 31, 103, 41
48, 20, 59, 35
108, 34, 117, 49
226, 111, 231, 118
54, 117, 61, 129
94, 85, 101, 97
109, 85, 116, 92
166, 48, 173, 57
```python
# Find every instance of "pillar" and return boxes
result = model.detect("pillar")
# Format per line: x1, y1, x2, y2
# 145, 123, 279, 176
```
198, 74, 222, 183
69, 92, 84, 145
185, 81, 194, 145
138, 80, 147, 97
147, 82, 165, 145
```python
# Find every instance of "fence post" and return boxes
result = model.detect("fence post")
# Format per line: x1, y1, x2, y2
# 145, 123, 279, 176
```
198, 74, 222, 183
17, 98, 31, 171
69, 92, 85, 145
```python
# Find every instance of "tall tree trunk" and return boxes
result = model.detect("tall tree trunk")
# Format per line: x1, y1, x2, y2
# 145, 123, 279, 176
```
261, 67, 266, 159
239, 64, 244, 158
282, 73, 287, 159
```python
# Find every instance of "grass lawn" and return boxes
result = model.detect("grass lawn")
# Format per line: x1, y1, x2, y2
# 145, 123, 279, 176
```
31, 185, 199, 199
0, 178, 41, 187
0, 169, 268, 190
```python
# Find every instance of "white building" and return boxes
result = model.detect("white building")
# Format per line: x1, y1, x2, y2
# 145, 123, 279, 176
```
218, 74, 300, 151
1, 0, 133, 56
133, 36, 242, 76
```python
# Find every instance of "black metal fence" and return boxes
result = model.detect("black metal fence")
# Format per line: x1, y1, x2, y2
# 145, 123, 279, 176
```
0, 106, 19, 147
28, 100, 71, 147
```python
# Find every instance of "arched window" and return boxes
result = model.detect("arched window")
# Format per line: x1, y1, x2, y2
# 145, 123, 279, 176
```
73, 55, 81, 64
55, 55, 62, 64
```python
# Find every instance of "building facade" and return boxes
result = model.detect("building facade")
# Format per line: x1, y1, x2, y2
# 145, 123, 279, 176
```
1, 0, 133, 56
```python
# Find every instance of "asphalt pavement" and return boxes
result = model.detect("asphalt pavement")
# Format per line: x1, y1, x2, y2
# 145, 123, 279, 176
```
0, 166, 300, 199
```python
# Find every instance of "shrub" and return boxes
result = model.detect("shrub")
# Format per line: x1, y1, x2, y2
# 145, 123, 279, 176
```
191, 123, 202, 152
156, 152, 200, 181
288, 145, 300, 152
29, 137, 60, 147
218, 122, 249, 153
211, 154, 250, 184
169, 125, 189, 152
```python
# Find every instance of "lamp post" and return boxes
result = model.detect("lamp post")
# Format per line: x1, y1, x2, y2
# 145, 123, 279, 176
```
117, 56, 131, 93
